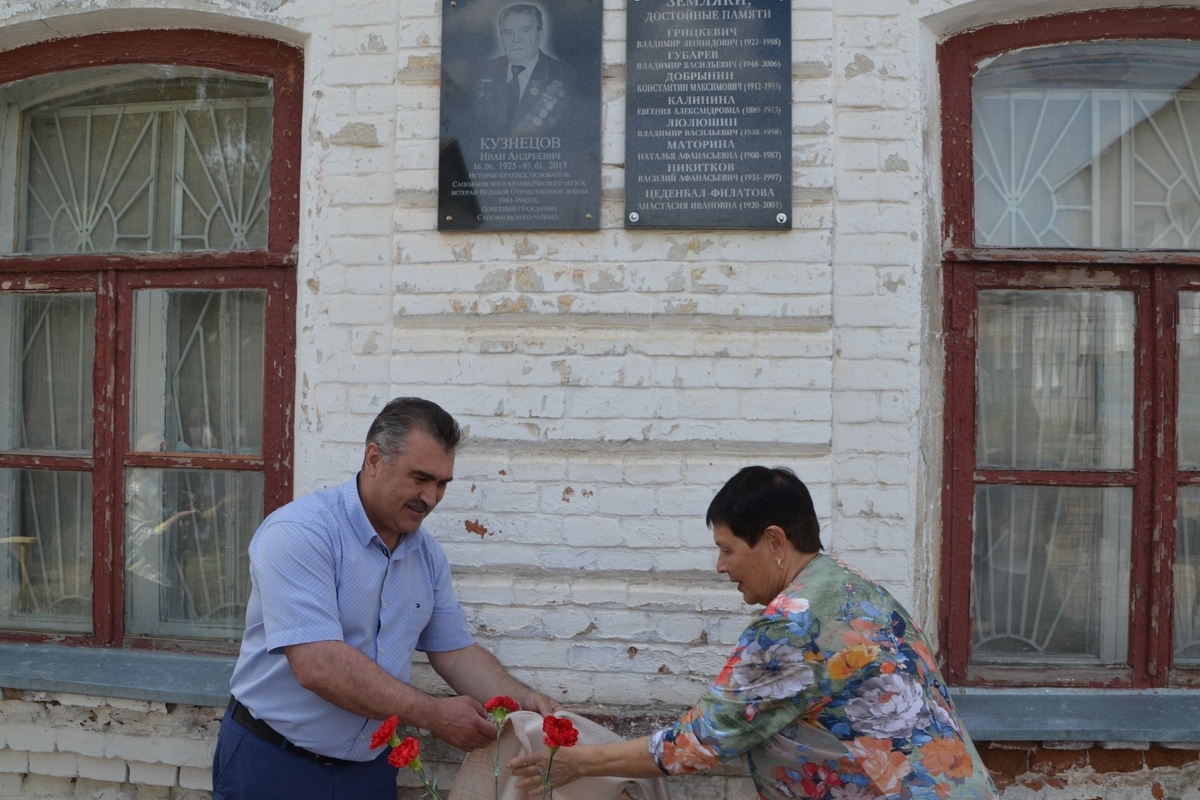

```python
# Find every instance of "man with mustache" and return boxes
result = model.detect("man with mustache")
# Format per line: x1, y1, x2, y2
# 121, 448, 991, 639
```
213, 397, 559, 800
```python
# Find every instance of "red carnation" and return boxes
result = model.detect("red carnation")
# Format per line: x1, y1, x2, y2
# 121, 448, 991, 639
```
541, 715, 579, 750
484, 695, 519, 714
370, 715, 400, 749
388, 736, 421, 769
483, 695, 520, 728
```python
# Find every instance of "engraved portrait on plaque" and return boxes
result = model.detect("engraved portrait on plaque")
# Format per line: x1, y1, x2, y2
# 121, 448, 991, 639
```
439, 0, 603, 231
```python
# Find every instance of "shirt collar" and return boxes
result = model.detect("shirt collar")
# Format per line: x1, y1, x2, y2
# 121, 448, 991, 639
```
341, 475, 425, 559
509, 50, 540, 75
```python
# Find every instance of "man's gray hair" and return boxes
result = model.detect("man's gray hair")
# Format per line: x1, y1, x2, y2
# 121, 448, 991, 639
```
366, 397, 462, 460
500, 3, 543, 30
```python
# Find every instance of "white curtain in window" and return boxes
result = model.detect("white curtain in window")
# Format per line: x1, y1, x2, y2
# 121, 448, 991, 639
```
973, 290, 1134, 664
0, 294, 95, 632
126, 289, 264, 639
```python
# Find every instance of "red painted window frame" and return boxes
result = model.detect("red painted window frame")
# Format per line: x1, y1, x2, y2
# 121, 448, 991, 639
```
939, 9, 1200, 688
0, 30, 300, 651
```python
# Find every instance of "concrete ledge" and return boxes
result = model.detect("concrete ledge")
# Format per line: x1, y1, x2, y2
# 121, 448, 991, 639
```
0, 642, 233, 707
1, 643, 1198, 744
951, 688, 1200, 743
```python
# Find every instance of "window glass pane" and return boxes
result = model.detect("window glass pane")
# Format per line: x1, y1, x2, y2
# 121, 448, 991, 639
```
977, 290, 1134, 469
2, 66, 272, 255
974, 41, 1200, 249
1180, 293, 1200, 467
973, 485, 1131, 665
124, 467, 261, 640
130, 289, 265, 454
0, 468, 92, 633
1178, 487, 1200, 666
0, 294, 94, 453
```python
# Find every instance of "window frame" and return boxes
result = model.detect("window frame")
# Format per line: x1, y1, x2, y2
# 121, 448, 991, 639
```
938, 9, 1200, 689
0, 30, 300, 652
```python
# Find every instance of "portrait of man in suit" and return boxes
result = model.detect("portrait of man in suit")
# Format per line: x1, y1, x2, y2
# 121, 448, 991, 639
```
474, 4, 572, 135
437, 0, 600, 230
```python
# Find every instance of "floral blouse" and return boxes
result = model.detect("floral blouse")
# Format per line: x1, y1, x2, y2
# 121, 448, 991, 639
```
650, 555, 997, 800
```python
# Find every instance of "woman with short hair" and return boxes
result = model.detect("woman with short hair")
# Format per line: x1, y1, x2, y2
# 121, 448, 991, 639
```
510, 466, 998, 800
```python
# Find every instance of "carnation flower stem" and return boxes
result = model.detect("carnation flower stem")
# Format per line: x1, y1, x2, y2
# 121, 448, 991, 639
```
419, 772, 442, 800
539, 747, 560, 800
490, 724, 502, 800
410, 758, 442, 800
482, 696, 517, 800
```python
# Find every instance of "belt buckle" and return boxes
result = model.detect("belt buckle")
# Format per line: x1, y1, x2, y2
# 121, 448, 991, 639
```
296, 745, 345, 767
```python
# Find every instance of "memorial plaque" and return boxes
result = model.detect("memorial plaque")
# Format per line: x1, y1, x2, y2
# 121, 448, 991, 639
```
438, 0, 603, 231
625, 0, 791, 229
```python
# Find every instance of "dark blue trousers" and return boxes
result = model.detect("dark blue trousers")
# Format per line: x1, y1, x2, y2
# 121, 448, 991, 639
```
212, 705, 398, 800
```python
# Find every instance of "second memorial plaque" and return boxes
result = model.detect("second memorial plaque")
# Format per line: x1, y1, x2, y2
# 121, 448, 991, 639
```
626, 0, 791, 229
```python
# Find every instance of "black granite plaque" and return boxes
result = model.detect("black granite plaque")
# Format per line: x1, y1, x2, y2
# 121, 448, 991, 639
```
439, 0, 603, 231
625, 0, 791, 229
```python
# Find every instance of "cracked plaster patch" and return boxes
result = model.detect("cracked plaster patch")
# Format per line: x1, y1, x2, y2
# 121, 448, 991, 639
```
845, 53, 875, 78
328, 122, 381, 148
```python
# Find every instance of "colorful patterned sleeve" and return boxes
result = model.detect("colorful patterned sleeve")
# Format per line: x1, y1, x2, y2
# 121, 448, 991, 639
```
650, 592, 838, 775
652, 559, 999, 798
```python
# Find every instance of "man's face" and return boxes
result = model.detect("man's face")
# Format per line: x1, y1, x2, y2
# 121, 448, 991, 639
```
359, 429, 455, 547
500, 11, 542, 63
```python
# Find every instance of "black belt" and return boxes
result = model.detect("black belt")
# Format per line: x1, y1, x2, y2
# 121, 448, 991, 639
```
227, 697, 355, 767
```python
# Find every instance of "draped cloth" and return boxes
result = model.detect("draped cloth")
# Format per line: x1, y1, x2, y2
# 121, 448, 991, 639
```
447, 711, 670, 800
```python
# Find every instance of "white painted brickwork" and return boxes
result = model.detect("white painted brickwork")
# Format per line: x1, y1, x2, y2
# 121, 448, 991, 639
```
0, 693, 218, 798
3, 692, 1199, 800
1, 0, 1197, 798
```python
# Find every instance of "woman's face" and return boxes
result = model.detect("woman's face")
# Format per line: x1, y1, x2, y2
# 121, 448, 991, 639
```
713, 522, 778, 606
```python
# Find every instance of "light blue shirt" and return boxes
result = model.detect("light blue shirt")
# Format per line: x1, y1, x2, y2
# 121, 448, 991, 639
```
229, 476, 474, 761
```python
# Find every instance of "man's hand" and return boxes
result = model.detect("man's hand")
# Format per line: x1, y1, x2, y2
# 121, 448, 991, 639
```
285, 641, 559, 752
515, 690, 562, 716
428, 694, 500, 751
428, 644, 562, 719
286, 641, 500, 751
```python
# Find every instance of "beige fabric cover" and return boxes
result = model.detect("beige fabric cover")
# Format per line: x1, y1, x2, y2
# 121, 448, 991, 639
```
447, 710, 670, 800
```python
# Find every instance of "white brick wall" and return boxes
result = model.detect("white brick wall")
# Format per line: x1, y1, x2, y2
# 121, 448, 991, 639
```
0, 693, 218, 798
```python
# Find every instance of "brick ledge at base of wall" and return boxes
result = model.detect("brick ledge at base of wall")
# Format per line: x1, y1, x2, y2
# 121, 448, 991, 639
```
3, 741, 1200, 799
979, 740, 1200, 793
4, 688, 1200, 799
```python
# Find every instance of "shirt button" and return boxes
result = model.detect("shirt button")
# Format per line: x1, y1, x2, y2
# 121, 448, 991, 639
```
382, 602, 388, 609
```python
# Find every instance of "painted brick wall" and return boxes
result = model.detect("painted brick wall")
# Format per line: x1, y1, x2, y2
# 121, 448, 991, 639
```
0, 690, 219, 799
0, 690, 756, 799
4, 690, 1200, 800
978, 741, 1200, 800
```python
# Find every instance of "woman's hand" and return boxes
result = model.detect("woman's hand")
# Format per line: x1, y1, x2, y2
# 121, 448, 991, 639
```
510, 735, 661, 792
508, 747, 581, 794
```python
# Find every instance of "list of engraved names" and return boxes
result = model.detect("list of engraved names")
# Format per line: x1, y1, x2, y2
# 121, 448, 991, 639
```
625, 0, 791, 228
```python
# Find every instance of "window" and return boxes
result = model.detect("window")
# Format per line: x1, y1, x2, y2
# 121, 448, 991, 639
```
940, 11, 1200, 687
0, 31, 300, 650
